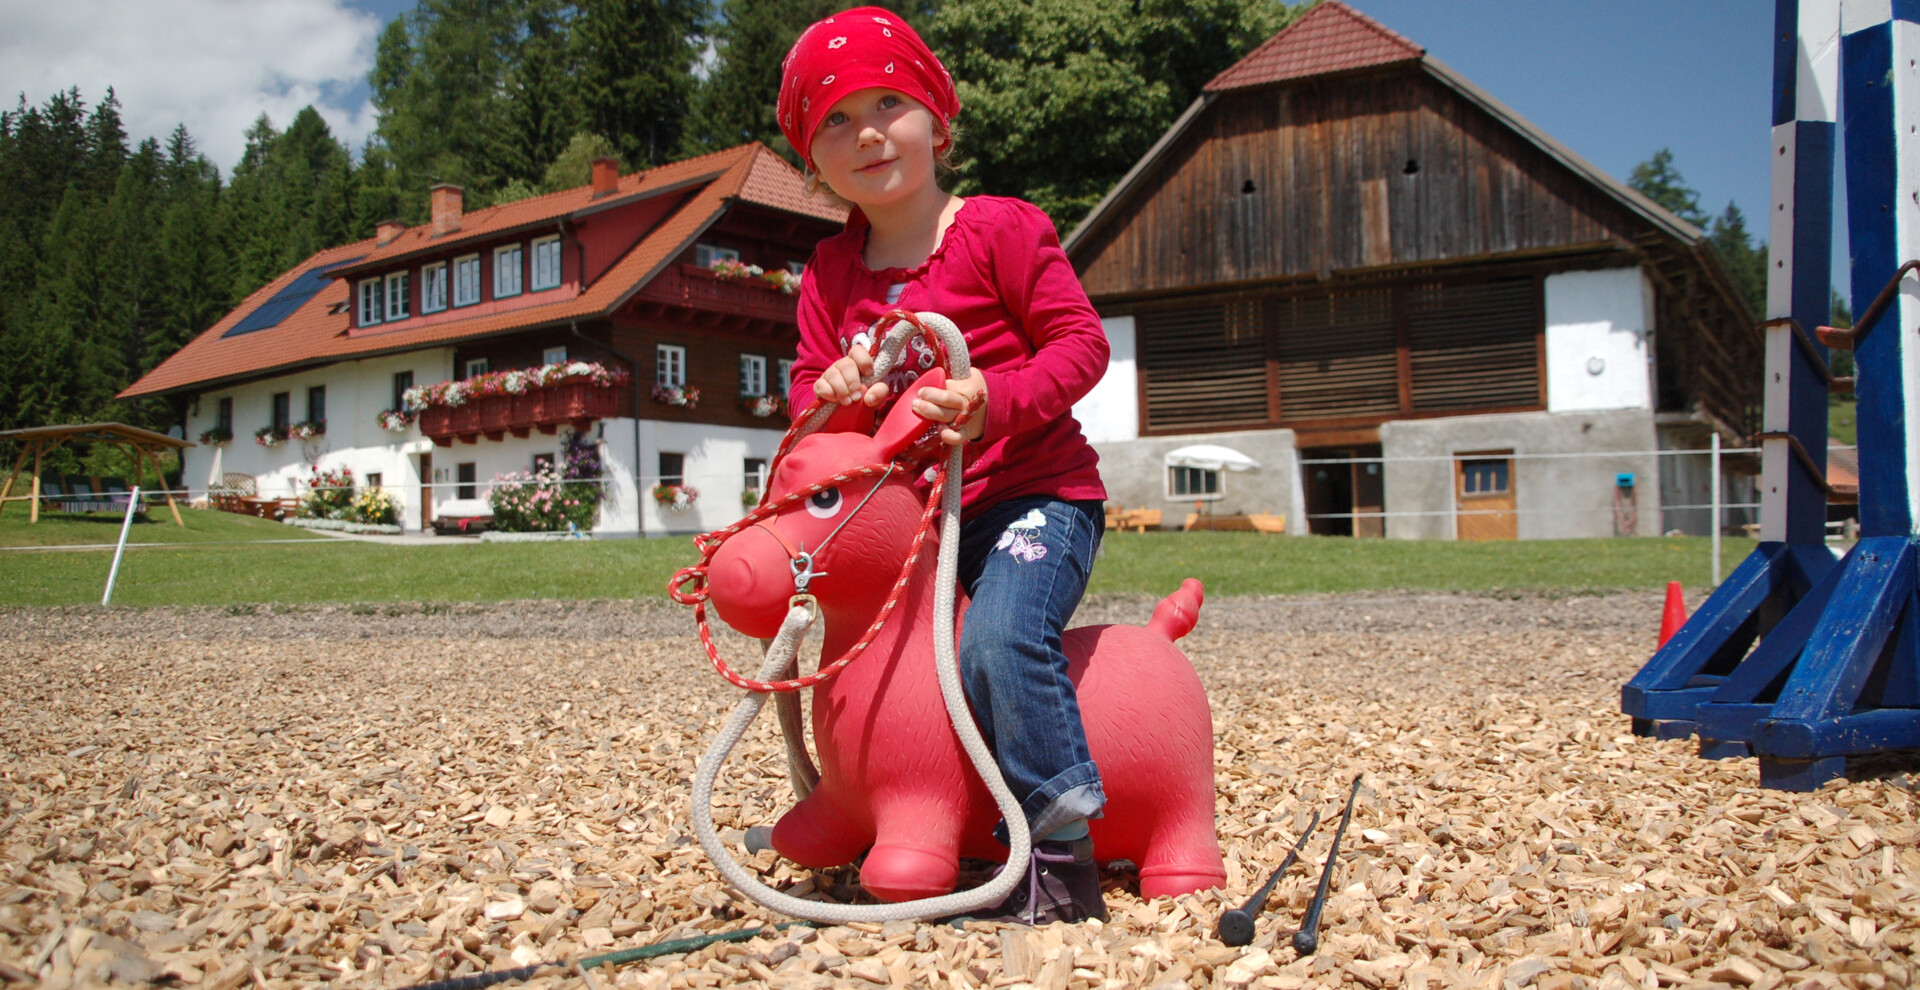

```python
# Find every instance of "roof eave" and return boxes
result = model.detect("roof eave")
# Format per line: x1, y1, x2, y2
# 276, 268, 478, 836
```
1063, 93, 1216, 258
1417, 56, 1704, 246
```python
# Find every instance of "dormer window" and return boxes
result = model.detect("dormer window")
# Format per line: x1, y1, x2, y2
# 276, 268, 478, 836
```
421, 261, 448, 314
695, 243, 739, 268
494, 243, 523, 298
453, 254, 480, 307
384, 271, 411, 321
357, 279, 382, 326
531, 235, 562, 291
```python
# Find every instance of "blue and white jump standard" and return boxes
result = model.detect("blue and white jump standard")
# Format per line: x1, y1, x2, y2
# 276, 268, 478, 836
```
1622, 0, 1920, 790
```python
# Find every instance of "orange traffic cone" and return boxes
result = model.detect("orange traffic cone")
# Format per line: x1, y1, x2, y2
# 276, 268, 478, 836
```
1657, 581, 1687, 648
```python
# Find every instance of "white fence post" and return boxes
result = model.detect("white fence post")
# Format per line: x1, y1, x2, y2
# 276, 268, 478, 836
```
1710, 433, 1722, 587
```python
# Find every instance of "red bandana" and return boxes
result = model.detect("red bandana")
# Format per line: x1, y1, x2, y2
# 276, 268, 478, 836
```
778, 6, 959, 169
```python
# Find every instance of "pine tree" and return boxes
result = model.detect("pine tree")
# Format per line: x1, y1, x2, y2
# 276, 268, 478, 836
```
1627, 148, 1709, 229
572, 0, 708, 168
683, 0, 843, 159
1707, 202, 1766, 318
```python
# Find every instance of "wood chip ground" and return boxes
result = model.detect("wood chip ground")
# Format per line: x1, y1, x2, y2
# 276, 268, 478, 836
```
2, 592, 1915, 989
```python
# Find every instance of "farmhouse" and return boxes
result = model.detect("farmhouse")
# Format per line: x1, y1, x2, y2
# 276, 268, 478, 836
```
121, 144, 844, 536
1064, 2, 1760, 539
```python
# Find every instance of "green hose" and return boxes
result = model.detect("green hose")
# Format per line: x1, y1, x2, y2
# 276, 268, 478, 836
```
395, 921, 815, 990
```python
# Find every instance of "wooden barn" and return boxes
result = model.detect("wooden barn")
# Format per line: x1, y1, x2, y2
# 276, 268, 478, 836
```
1063, 1, 1759, 539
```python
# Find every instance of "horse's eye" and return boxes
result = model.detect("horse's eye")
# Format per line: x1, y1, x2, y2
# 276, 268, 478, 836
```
806, 488, 842, 519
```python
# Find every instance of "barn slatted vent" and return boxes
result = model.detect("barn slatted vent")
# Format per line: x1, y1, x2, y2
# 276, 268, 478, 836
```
1139, 302, 1270, 431
1408, 278, 1539, 412
1274, 288, 1397, 420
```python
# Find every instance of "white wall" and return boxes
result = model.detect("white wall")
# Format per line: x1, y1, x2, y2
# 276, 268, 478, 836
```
183, 350, 453, 529
1072, 315, 1138, 442
637, 419, 787, 537
1544, 268, 1655, 413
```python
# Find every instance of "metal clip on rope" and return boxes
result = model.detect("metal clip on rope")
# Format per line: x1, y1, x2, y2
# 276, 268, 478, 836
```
688, 312, 1040, 924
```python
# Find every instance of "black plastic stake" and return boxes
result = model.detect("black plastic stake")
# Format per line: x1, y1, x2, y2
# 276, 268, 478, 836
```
1217, 808, 1321, 946
1293, 774, 1363, 957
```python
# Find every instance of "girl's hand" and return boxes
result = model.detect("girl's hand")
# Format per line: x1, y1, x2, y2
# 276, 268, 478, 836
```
814, 344, 891, 407
912, 369, 988, 445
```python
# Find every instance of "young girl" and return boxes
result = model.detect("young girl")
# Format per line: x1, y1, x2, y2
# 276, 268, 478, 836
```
779, 7, 1113, 924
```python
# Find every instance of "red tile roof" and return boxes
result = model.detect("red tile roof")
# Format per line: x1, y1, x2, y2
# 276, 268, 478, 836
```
121, 144, 845, 399
1204, 0, 1423, 93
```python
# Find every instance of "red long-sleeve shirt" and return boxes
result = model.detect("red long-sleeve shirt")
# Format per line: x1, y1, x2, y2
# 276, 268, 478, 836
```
788, 196, 1109, 512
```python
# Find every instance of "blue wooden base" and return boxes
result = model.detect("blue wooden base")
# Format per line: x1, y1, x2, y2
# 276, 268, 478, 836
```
1621, 543, 1834, 726
1622, 538, 1920, 791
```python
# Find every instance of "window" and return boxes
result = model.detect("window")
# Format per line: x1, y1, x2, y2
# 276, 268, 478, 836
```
457, 462, 477, 500
533, 453, 555, 474
216, 397, 233, 436
776, 358, 794, 396
542, 346, 568, 366
1140, 302, 1271, 432
694, 243, 739, 268
392, 371, 414, 411
744, 457, 767, 492
357, 279, 382, 326
739, 354, 767, 396
787, 261, 806, 275
384, 271, 410, 321
465, 358, 490, 379
420, 262, 448, 313
1461, 458, 1510, 495
271, 391, 291, 433
307, 385, 326, 425
366, 472, 383, 489
531, 235, 562, 291
494, 244, 523, 298
453, 254, 481, 307
656, 344, 686, 387
1167, 466, 1222, 501
659, 452, 685, 487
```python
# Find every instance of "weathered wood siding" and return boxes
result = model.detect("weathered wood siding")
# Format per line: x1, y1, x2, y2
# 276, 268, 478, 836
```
1075, 67, 1643, 297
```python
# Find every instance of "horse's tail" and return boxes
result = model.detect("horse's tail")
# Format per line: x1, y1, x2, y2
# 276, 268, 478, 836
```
1146, 578, 1205, 642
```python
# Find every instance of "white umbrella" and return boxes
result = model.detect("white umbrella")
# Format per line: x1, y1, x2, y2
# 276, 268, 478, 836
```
1163, 444, 1260, 472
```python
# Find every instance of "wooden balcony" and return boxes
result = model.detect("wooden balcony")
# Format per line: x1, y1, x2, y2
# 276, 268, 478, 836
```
628, 263, 799, 331
417, 382, 622, 446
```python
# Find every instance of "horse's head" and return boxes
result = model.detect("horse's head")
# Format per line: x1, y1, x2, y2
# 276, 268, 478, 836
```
705, 369, 947, 639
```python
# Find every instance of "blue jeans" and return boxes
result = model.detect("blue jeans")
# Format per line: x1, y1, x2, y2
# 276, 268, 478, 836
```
956, 495, 1107, 843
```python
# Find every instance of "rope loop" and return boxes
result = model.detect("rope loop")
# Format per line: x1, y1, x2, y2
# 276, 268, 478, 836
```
668, 565, 709, 605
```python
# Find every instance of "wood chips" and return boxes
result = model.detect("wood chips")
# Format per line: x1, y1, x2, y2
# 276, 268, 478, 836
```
1, 592, 1915, 989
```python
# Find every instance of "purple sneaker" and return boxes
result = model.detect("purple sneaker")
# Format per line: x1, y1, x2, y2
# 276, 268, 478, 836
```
951, 837, 1108, 925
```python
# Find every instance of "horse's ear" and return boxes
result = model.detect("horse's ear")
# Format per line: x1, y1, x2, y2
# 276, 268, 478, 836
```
874, 369, 947, 460
817, 398, 877, 436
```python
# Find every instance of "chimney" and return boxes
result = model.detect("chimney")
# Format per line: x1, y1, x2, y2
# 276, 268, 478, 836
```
590, 157, 620, 198
376, 218, 407, 246
430, 183, 464, 236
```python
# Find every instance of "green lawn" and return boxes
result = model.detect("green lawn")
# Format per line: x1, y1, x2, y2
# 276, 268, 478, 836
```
0, 508, 1758, 606
0, 504, 324, 548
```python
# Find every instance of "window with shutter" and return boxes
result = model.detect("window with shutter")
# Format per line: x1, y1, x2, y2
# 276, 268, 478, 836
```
1407, 278, 1539, 412
1138, 302, 1270, 432
1273, 288, 1397, 421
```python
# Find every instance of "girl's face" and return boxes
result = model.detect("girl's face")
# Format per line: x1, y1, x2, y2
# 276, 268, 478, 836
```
809, 87, 946, 211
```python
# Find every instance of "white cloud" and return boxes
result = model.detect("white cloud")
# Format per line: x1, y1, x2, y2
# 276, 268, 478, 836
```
0, 0, 384, 173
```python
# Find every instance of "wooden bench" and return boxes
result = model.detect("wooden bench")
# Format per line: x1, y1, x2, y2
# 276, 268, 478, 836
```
1105, 505, 1163, 532
1183, 512, 1287, 533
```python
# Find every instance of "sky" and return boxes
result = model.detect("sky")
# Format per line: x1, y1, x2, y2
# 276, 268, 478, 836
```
0, 0, 1780, 238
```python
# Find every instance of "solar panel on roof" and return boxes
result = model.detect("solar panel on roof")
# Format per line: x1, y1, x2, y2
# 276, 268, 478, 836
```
222, 256, 366, 337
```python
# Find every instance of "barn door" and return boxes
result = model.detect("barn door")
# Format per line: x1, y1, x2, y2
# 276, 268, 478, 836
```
1455, 450, 1516, 540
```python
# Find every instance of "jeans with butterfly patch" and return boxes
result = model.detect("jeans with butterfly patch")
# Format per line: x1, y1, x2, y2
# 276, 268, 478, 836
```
955, 495, 1107, 844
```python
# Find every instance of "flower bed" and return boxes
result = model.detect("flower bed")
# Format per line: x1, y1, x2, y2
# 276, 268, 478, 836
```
401, 360, 629, 412
298, 465, 356, 520
652, 483, 698, 511
652, 383, 699, 409
479, 529, 589, 542
739, 394, 785, 418
487, 430, 604, 532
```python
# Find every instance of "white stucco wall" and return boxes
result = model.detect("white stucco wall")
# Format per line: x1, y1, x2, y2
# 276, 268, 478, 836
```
1544, 268, 1655, 413
637, 419, 787, 537
183, 350, 453, 530
1072, 315, 1138, 442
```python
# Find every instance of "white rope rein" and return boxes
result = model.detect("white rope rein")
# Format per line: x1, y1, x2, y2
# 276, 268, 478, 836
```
690, 313, 1034, 923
